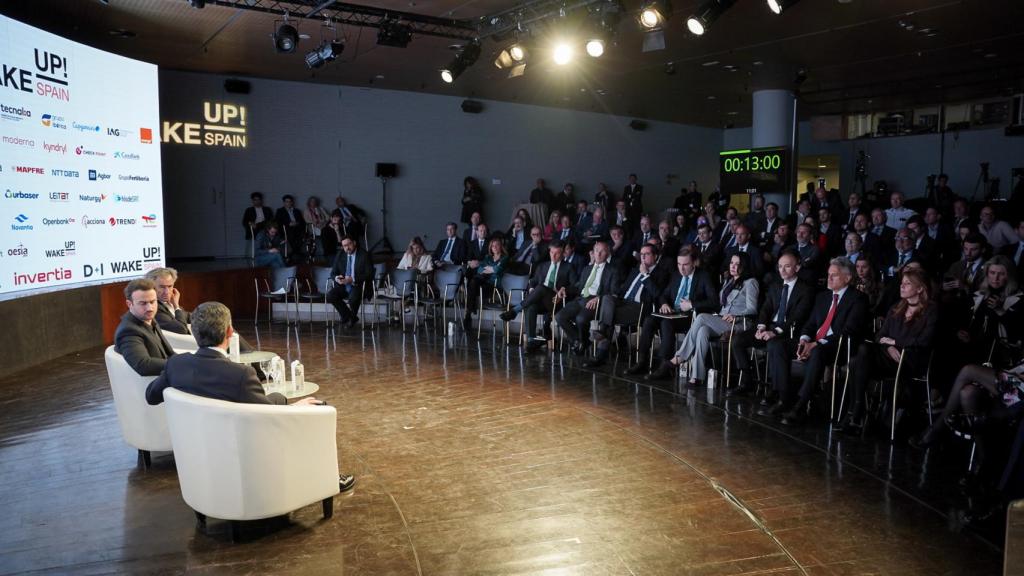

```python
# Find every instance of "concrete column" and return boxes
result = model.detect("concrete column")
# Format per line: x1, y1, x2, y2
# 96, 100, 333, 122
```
752, 89, 796, 211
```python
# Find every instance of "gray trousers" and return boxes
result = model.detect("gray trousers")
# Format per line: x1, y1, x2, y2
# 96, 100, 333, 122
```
673, 313, 736, 382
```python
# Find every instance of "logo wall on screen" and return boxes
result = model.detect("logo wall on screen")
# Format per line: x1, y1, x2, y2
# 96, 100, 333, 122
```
45, 241, 76, 258
5, 189, 39, 200
41, 113, 67, 129
11, 213, 33, 230
43, 141, 66, 154
14, 165, 43, 174
79, 194, 106, 203
0, 102, 31, 122
141, 214, 158, 227
42, 217, 74, 227
0, 49, 71, 101
82, 264, 104, 278
118, 174, 150, 182
108, 259, 143, 274
142, 246, 161, 269
115, 194, 139, 203
139, 127, 153, 144
1, 135, 35, 148
113, 151, 140, 160
106, 126, 133, 138
75, 145, 106, 157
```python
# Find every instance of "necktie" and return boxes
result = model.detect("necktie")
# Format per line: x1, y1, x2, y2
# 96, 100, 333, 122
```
583, 265, 600, 296
643, 232, 650, 242
898, 252, 908, 267
472, 230, 477, 241
727, 235, 737, 249
625, 273, 646, 302
478, 240, 484, 254
1016, 243, 1024, 265
442, 238, 453, 261
815, 293, 840, 341
346, 254, 354, 279
546, 263, 559, 289
342, 207, 352, 220
674, 276, 691, 310
562, 229, 569, 239
967, 261, 978, 284
775, 283, 790, 324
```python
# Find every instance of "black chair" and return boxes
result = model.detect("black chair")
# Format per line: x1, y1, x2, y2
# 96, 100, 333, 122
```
254, 266, 297, 327
419, 267, 464, 330
298, 266, 334, 327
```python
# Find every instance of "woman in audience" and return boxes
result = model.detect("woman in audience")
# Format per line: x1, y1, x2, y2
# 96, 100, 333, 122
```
543, 210, 562, 241
854, 257, 884, 315
957, 255, 1023, 364
594, 183, 615, 215
703, 201, 720, 232
672, 212, 689, 240
515, 207, 534, 232
321, 212, 345, 262
304, 196, 330, 257
839, 268, 938, 428
658, 252, 760, 387
461, 177, 483, 225
397, 237, 434, 275
254, 223, 287, 268
464, 238, 509, 327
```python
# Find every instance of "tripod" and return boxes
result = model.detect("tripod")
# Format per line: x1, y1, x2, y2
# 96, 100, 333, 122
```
972, 162, 991, 202
369, 176, 395, 255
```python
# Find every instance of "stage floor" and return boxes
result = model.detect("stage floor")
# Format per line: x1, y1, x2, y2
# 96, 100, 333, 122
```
0, 323, 1007, 575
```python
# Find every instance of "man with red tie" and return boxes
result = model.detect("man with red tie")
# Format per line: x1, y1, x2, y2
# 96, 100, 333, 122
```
778, 257, 869, 426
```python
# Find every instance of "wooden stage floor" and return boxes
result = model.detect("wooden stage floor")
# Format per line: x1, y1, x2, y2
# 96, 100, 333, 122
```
0, 323, 1006, 575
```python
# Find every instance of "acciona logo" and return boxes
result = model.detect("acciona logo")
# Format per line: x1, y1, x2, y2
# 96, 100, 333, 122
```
81, 215, 105, 228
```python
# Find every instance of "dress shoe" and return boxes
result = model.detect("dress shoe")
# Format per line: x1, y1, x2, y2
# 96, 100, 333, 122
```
757, 400, 785, 417
525, 339, 546, 353
726, 383, 753, 397
571, 341, 587, 356
780, 407, 805, 426
499, 310, 517, 322
646, 362, 674, 381
908, 429, 937, 450
583, 354, 608, 368
339, 474, 356, 493
625, 363, 649, 376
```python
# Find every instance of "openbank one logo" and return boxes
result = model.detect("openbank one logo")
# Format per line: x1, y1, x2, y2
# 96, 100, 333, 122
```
41, 113, 67, 129
79, 194, 106, 203
73, 122, 99, 133
11, 214, 32, 231
0, 103, 31, 122
75, 146, 106, 157
118, 174, 150, 182
81, 215, 105, 228
5, 189, 39, 199
109, 217, 136, 226
42, 217, 75, 226
116, 194, 139, 203
113, 151, 140, 160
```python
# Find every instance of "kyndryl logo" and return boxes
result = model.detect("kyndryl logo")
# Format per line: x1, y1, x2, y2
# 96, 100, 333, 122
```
43, 141, 66, 154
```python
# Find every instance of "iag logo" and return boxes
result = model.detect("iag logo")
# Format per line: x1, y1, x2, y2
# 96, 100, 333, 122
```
106, 127, 132, 138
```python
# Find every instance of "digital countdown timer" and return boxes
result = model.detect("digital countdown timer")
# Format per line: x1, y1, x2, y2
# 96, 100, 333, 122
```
719, 146, 790, 195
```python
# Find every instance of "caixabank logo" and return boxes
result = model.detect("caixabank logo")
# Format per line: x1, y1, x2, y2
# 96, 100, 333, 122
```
113, 151, 140, 160
0, 49, 71, 101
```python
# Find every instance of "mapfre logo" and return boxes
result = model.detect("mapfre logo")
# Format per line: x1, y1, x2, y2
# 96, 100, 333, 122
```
0, 102, 31, 122
41, 113, 67, 129
14, 166, 44, 174
80, 215, 105, 228
109, 217, 136, 226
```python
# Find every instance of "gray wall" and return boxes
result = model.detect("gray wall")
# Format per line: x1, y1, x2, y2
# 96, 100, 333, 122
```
159, 70, 723, 258
0, 287, 103, 379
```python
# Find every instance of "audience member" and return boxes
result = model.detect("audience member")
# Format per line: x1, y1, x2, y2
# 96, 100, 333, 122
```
275, 194, 306, 254
978, 204, 1018, 250
461, 176, 483, 225
543, 210, 562, 241
242, 192, 273, 243
1001, 220, 1024, 269
553, 183, 575, 216
529, 178, 552, 212
555, 241, 619, 354
854, 257, 884, 314
500, 240, 577, 352
321, 213, 346, 261
885, 191, 916, 230
612, 199, 630, 229
942, 233, 987, 301
464, 238, 509, 326
327, 236, 374, 327
114, 278, 175, 377
572, 200, 592, 235
254, 223, 287, 268
432, 222, 467, 268
331, 196, 365, 241
304, 196, 329, 241
957, 255, 1023, 364
608, 225, 632, 271
794, 224, 822, 283
397, 237, 434, 275
463, 211, 484, 244
594, 182, 615, 215
843, 192, 864, 231
720, 224, 763, 279
623, 174, 644, 226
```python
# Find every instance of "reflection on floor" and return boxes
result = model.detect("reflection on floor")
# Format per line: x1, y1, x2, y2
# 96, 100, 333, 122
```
0, 322, 1006, 575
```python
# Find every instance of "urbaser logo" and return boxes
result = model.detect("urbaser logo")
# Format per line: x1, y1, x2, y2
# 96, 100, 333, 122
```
15, 166, 44, 174
4, 189, 39, 199
140, 127, 153, 144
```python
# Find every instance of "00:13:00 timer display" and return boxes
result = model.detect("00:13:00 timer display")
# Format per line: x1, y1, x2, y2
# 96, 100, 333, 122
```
722, 154, 783, 172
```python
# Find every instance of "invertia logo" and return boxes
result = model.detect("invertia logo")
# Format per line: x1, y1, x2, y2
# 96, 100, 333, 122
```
113, 151, 140, 160
81, 215, 105, 228
50, 168, 78, 178
140, 127, 153, 144
75, 145, 106, 157
4, 189, 39, 199
79, 194, 107, 203
2, 135, 34, 148
43, 141, 66, 154
45, 241, 76, 258
14, 267, 72, 286
15, 166, 43, 174
109, 217, 137, 226
118, 174, 150, 182
141, 214, 158, 227
0, 102, 31, 121
41, 113, 67, 129
6, 244, 28, 257
49, 191, 69, 202
115, 194, 139, 203
11, 214, 32, 231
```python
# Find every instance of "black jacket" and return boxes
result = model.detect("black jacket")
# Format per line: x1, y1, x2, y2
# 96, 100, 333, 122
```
155, 301, 191, 335
758, 280, 814, 337
242, 206, 274, 239
330, 249, 375, 287
114, 312, 175, 377
569, 262, 619, 299
432, 236, 468, 266
146, 347, 286, 406
800, 287, 869, 345
658, 270, 718, 314
529, 259, 578, 291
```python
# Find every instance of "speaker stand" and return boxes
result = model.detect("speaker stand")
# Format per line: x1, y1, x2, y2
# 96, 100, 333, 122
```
369, 177, 395, 255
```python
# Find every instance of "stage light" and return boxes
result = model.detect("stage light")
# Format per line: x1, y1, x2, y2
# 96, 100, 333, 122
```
509, 44, 526, 62
441, 41, 481, 83
441, 68, 456, 83
305, 41, 344, 69
639, 0, 671, 29
377, 20, 413, 48
274, 23, 299, 53
586, 38, 605, 57
553, 42, 573, 65
686, 0, 736, 36
188, 0, 205, 8
767, 0, 800, 14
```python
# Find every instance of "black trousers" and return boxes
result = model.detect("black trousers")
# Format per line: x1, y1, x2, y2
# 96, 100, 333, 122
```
794, 341, 843, 404
521, 285, 558, 339
326, 283, 364, 321
466, 275, 497, 314
848, 344, 900, 415
637, 315, 691, 361
729, 327, 760, 373
766, 336, 800, 403
555, 297, 599, 344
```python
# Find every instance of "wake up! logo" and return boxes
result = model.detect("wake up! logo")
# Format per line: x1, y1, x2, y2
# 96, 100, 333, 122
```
0, 49, 70, 102
163, 102, 247, 148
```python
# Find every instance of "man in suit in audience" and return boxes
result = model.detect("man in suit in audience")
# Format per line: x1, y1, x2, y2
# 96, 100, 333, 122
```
759, 202, 782, 248
729, 251, 814, 399
851, 212, 883, 264
630, 215, 655, 257
462, 212, 484, 245
612, 200, 630, 231
275, 194, 306, 255
843, 192, 865, 232
114, 278, 176, 377
944, 233, 988, 301
509, 226, 546, 275
905, 215, 939, 272
585, 244, 666, 367
608, 225, 633, 272
529, 178, 553, 213
623, 174, 644, 229
924, 207, 956, 267
721, 224, 764, 279
573, 200, 592, 237
581, 207, 610, 247
144, 301, 355, 492
146, 267, 191, 335
242, 192, 274, 242
658, 219, 681, 263
630, 249, 717, 376
432, 222, 467, 268
331, 196, 366, 241
817, 208, 845, 258
882, 228, 917, 280
1000, 221, 1024, 269
561, 240, 587, 277
464, 223, 490, 281
327, 236, 375, 327
691, 223, 721, 273
555, 241, 619, 355
500, 240, 578, 352
794, 224, 823, 284
779, 257, 869, 426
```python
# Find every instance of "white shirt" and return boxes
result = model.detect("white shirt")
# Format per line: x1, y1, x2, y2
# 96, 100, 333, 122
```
885, 207, 916, 230
254, 209, 265, 224
583, 263, 606, 297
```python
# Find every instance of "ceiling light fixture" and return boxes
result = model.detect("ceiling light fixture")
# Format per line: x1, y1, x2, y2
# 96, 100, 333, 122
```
553, 41, 574, 65
686, 0, 737, 36
766, 0, 800, 14
273, 20, 299, 53
639, 0, 671, 29
305, 41, 345, 68
586, 38, 606, 57
440, 40, 481, 83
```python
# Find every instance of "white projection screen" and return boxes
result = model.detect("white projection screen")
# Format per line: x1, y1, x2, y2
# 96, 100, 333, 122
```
0, 15, 164, 300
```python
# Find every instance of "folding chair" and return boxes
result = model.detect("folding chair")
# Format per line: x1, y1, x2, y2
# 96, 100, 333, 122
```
254, 266, 297, 327
298, 266, 334, 326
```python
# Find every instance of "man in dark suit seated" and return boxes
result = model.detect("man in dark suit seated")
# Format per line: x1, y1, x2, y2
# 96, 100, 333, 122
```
572, 200, 592, 237
580, 207, 610, 249
630, 215, 655, 257
508, 226, 546, 275
146, 267, 257, 353
327, 236, 375, 327
608, 225, 633, 272
584, 244, 666, 368
331, 196, 366, 242
275, 194, 306, 257
555, 241, 619, 355
1000, 221, 1024, 269
778, 257, 869, 426
729, 251, 814, 400
720, 224, 764, 280
432, 222, 468, 269
631, 249, 717, 377
242, 192, 274, 246
462, 212, 484, 245
500, 240, 577, 352
794, 224, 823, 284
114, 278, 176, 377
561, 239, 586, 277
144, 301, 355, 492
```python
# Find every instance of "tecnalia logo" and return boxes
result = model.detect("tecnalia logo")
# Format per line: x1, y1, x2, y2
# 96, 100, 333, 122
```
14, 267, 72, 286
72, 122, 99, 132
0, 103, 31, 121
4, 190, 39, 199
43, 141, 66, 154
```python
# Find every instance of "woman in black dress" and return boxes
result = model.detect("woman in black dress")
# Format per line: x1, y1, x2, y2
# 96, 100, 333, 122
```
461, 176, 483, 224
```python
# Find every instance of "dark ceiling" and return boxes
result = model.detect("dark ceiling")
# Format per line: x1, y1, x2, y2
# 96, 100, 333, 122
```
3, 0, 1023, 127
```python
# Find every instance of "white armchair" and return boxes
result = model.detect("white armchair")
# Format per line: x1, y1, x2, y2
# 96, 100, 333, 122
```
103, 346, 172, 468
162, 388, 340, 540
161, 330, 199, 353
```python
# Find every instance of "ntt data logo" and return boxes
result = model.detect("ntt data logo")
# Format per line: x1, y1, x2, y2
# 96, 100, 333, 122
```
41, 113, 68, 129
113, 151, 140, 160
4, 189, 40, 199
51, 168, 79, 178
73, 122, 100, 133
81, 215, 105, 228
